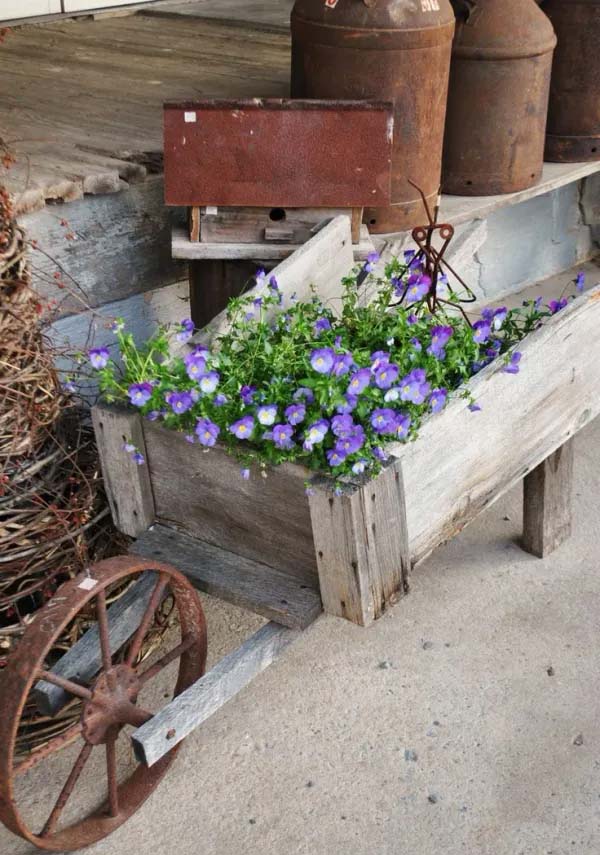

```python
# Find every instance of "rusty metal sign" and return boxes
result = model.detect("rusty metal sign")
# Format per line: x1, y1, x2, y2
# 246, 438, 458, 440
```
163, 99, 393, 208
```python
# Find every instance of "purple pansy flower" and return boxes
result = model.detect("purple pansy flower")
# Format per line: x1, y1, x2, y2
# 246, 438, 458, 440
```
229, 416, 254, 440
285, 403, 306, 425
146, 410, 160, 421
272, 423, 295, 449
332, 352, 354, 377
335, 425, 365, 455
410, 337, 422, 353
336, 394, 358, 414
373, 446, 388, 463
89, 347, 110, 369
384, 387, 400, 403
429, 388, 447, 413
185, 434, 195, 444
405, 274, 431, 304
310, 347, 335, 374
176, 318, 194, 342
185, 354, 207, 381
399, 368, 430, 405
255, 268, 267, 286
576, 271, 585, 293
195, 417, 220, 447
240, 384, 256, 405
257, 404, 277, 426
371, 408, 397, 434
371, 350, 390, 371
199, 372, 219, 394
428, 325, 453, 358
468, 402, 482, 412
132, 451, 145, 466
241, 468, 250, 480
473, 319, 492, 344
492, 307, 508, 330
168, 391, 193, 415
395, 412, 412, 439
548, 297, 568, 315
213, 393, 228, 407
502, 351, 522, 375
331, 414, 355, 438
352, 459, 368, 475
348, 368, 371, 395
363, 251, 380, 274
374, 362, 399, 390
407, 313, 418, 325
326, 448, 346, 468
305, 419, 329, 447
128, 382, 153, 407
313, 316, 331, 335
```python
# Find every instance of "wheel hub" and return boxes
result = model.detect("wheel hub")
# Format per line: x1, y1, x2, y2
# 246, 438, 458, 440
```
82, 664, 141, 745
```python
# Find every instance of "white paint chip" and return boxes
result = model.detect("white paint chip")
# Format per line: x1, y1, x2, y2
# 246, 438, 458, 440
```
78, 577, 98, 591
184, 111, 197, 123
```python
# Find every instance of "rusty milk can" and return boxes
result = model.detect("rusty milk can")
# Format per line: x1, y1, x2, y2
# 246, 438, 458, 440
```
542, 0, 600, 162
291, 0, 455, 234
442, 0, 556, 195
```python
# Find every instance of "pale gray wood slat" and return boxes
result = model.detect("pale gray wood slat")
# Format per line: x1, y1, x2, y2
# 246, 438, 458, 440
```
523, 438, 574, 558
143, 422, 318, 584
308, 462, 410, 626
92, 404, 156, 537
386, 284, 600, 566
130, 525, 322, 629
32, 573, 158, 717
131, 621, 300, 767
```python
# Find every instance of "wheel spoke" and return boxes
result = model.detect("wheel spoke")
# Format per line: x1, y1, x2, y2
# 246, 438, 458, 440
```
125, 574, 169, 668
40, 741, 93, 837
37, 670, 93, 702
137, 636, 195, 687
96, 588, 113, 674
121, 704, 153, 729
106, 738, 119, 817
14, 723, 83, 776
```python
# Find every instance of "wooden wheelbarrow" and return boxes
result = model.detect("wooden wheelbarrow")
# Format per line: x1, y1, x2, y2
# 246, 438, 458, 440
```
1, 217, 599, 851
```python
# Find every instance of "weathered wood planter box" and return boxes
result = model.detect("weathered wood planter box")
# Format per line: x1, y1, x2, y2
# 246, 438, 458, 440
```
94, 217, 600, 628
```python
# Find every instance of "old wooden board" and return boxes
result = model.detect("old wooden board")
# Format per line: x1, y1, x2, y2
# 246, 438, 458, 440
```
387, 284, 600, 565
32, 573, 158, 717
523, 438, 574, 558
163, 99, 393, 208
131, 525, 322, 628
141, 420, 317, 584
131, 621, 301, 766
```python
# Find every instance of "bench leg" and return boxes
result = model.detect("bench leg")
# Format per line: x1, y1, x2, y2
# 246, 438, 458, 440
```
522, 437, 574, 558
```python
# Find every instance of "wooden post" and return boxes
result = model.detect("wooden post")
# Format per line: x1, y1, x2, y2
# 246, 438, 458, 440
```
188, 206, 200, 242
308, 462, 411, 626
522, 437, 574, 558
188, 259, 258, 328
91, 404, 155, 537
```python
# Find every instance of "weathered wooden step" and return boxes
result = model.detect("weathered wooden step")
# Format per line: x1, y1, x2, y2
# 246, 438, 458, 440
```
130, 525, 322, 630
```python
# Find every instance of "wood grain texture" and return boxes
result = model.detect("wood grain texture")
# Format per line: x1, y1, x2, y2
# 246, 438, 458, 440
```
188, 258, 258, 328
131, 621, 300, 767
173, 223, 374, 262
386, 285, 600, 565
142, 421, 317, 583
92, 404, 155, 537
194, 216, 354, 345
523, 438, 574, 558
198, 206, 361, 246
32, 573, 158, 716
131, 525, 322, 628
308, 463, 410, 626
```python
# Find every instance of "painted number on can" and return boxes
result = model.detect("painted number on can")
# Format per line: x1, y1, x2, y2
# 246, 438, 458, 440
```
421, 0, 440, 10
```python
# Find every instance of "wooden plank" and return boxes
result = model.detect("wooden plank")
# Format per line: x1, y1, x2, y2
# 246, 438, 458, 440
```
386, 285, 600, 565
142, 421, 317, 583
92, 405, 156, 537
131, 525, 322, 628
32, 573, 158, 717
173, 223, 374, 262
189, 205, 200, 242
308, 463, 410, 626
198, 206, 358, 246
522, 438, 574, 558
131, 621, 301, 767
194, 215, 355, 345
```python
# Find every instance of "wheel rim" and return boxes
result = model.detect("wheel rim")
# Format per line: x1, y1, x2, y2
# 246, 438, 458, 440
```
0, 555, 207, 851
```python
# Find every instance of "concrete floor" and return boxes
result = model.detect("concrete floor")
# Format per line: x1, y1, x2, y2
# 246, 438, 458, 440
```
2, 419, 600, 855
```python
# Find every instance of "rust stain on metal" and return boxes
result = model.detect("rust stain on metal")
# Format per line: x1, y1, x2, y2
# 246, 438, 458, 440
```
543, 0, 600, 163
164, 99, 394, 209
291, 0, 455, 233
443, 0, 556, 195
0, 556, 206, 851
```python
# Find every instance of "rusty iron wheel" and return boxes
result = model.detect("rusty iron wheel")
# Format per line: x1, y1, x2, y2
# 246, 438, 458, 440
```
0, 555, 207, 851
